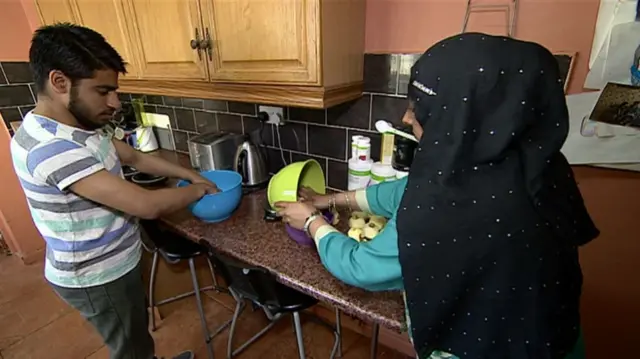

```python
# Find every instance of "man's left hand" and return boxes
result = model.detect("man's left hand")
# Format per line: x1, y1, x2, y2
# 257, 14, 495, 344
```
189, 173, 219, 194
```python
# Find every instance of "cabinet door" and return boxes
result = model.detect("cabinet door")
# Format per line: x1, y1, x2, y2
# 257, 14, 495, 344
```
203, 0, 320, 84
35, 0, 76, 25
123, 0, 208, 81
71, 0, 140, 78
34, 0, 139, 79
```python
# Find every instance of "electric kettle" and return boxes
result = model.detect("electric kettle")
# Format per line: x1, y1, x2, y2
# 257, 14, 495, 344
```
233, 136, 269, 187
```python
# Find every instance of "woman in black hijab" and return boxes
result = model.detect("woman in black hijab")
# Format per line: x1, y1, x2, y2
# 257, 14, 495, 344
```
397, 33, 598, 359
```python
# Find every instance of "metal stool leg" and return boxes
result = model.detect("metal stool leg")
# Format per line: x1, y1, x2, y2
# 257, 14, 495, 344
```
370, 323, 379, 359
149, 251, 159, 331
292, 311, 307, 359
227, 297, 246, 359
205, 256, 221, 291
189, 258, 214, 359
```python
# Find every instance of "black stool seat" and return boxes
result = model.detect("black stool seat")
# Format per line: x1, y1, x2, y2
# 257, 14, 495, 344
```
155, 231, 204, 260
140, 221, 228, 359
265, 284, 318, 313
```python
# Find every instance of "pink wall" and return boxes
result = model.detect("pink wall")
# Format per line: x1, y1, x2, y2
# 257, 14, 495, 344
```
365, 0, 600, 94
0, 117, 44, 264
2, 0, 600, 94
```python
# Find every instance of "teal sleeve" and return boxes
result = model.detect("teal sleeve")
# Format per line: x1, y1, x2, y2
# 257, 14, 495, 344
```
364, 177, 408, 218
317, 218, 403, 292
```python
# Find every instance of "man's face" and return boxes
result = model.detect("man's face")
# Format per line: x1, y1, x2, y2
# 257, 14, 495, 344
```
68, 69, 121, 130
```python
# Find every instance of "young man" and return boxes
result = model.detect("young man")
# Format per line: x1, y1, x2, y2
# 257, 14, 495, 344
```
10, 23, 217, 359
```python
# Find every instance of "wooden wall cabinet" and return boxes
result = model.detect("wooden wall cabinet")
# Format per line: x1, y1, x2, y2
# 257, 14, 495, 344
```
34, 0, 366, 108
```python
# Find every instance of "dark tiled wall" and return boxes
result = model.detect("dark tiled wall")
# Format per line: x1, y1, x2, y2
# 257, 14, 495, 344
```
0, 54, 418, 190
0, 62, 36, 135
120, 54, 417, 190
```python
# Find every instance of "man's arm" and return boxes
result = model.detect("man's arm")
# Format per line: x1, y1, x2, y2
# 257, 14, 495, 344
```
27, 139, 209, 220
113, 139, 210, 185
69, 170, 207, 219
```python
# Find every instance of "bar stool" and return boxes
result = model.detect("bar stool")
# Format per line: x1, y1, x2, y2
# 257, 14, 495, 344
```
201, 240, 342, 359
141, 221, 232, 359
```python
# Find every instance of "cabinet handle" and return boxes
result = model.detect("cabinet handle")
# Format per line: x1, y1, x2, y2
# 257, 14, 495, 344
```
202, 27, 213, 61
190, 28, 202, 60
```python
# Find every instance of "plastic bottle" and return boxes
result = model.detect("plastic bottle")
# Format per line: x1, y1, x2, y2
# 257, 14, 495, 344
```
369, 162, 396, 185
348, 158, 372, 191
351, 135, 362, 158
356, 137, 371, 161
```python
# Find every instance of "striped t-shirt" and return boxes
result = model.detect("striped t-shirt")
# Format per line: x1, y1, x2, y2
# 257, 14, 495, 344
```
10, 112, 141, 288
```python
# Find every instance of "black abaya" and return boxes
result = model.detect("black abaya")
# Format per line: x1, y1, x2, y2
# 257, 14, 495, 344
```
396, 33, 599, 359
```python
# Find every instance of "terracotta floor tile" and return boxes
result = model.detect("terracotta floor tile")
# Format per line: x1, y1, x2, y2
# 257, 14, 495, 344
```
0, 257, 45, 306
0, 255, 408, 359
2, 311, 104, 359
0, 285, 71, 350
85, 345, 109, 359
339, 337, 412, 359
204, 288, 237, 312
152, 294, 234, 358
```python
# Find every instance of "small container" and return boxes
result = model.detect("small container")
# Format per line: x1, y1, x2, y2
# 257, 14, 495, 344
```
392, 127, 418, 172
356, 137, 371, 161
348, 158, 372, 191
380, 133, 395, 165
369, 162, 396, 185
351, 135, 362, 158
285, 211, 334, 247
395, 170, 409, 179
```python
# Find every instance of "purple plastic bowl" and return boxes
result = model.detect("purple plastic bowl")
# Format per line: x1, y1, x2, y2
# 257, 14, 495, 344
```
285, 211, 334, 247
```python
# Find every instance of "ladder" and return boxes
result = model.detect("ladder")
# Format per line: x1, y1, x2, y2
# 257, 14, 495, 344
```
462, 0, 519, 37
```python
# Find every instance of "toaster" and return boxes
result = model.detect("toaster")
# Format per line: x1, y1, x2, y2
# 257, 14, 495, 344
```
188, 132, 244, 171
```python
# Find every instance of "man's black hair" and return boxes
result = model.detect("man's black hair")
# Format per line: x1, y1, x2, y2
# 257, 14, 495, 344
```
29, 23, 126, 94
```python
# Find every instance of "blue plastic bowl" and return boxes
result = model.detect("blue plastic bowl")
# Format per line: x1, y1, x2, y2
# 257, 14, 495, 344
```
177, 170, 243, 223
631, 65, 640, 87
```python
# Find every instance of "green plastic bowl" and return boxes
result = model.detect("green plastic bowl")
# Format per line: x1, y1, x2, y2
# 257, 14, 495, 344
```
268, 160, 326, 208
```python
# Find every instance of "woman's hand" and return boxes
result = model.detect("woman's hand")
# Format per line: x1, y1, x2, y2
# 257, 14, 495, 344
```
298, 187, 330, 209
275, 201, 317, 230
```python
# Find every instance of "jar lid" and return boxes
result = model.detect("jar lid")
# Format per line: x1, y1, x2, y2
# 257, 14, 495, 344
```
371, 162, 396, 177
357, 137, 371, 145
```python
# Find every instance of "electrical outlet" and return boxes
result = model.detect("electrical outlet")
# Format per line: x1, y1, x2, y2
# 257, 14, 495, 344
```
259, 105, 285, 126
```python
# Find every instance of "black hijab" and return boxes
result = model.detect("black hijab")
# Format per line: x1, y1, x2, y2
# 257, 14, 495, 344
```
397, 33, 599, 359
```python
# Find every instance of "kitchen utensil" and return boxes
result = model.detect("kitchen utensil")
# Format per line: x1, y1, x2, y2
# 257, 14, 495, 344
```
263, 198, 281, 222
374, 120, 419, 142
135, 126, 159, 152
188, 132, 244, 171
392, 129, 419, 172
131, 173, 167, 186
176, 170, 243, 223
233, 135, 269, 187
267, 160, 326, 208
285, 210, 334, 247
122, 166, 139, 180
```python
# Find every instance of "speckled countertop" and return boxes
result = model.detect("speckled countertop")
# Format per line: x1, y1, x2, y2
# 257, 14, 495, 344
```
155, 151, 406, 331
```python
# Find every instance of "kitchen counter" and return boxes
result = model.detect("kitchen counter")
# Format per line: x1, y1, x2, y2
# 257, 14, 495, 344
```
154, 151, 406, 331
